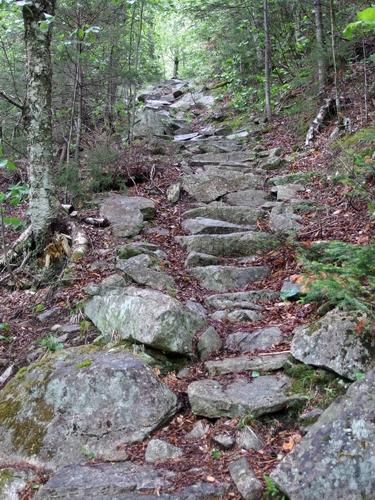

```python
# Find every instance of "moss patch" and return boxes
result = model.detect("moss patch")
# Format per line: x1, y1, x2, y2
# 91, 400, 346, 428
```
76, 359, 93, 369
0, 469, 14, 493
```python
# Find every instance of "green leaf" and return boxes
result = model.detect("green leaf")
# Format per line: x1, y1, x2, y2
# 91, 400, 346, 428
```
0, 323, 10, 332
211, 449, 222, 460
0, 335, 13, 343
357, 7, 375, 22
355, 372, 365, 381
0, 159, 17, 171
3, 216, 24, 228
252, 371, 260, 378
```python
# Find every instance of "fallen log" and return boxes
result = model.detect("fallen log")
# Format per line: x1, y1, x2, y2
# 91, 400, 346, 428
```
305, 97, 336, 146
69, 222, 88, 262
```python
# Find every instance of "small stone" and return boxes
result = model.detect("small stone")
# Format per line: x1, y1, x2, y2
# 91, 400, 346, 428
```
185, 421, 210, 440
167, 183, 181, 203
229, 457, 263, 500
37, 307, 60, 322
145, 439, 182, 463
212, 433, 235, 450
280, 279, 302, 300
236, 426, 263, 451
275, 183, 304, 201
299, 408, 323, 426
197, 327, 223, 361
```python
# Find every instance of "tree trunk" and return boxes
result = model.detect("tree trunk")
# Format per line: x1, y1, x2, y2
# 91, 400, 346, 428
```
173, 52, 180, 79
263, 0, 272, 120
329, 0, 340, 115
314, 0, 326, 95
23, 0, 59, 250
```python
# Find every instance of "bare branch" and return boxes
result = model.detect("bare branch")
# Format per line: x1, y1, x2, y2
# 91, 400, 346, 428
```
0, 90, 23, 110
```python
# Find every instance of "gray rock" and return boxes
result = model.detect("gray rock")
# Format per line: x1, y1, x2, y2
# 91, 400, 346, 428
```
182, 173, 261, 203
85, 274, 131, 296
226, 327, 283, 353
0, 348, 177, 468
291, 308, 375, 381
212, 433, 235, 450
189, 152, 254, 165
209, 309, 262, 323
269, 204, 302, 233
271, 368, 375, 500
185, 252, 221, 268
0, 467, 37, 500
274, 183, 304, 201
205, 290, 277, 310
224, 189, 268, 207
85, 286, 206, 354
117, 242, 167, 261
100, 195, 155, 238
167, 183, 181, 203
189, 265, 269, 292
259, 156, 285, 171
185, 300, 207, 317
37, 307, 60, 322
133, 108, 173, 137
236, 426, 263, 451
183, 217, 254, 235
183, 204, 261, 225
185, 420, 210, 440
188, 375, 302, 418
176, 232, 276, 258
174, 132, 200, 141
197, 327, 223, 360
145, 439, 182, 463
229, 458, 263, 500
36, 462, 174, 499
205, 352, 289, 376
280, 279, 302, 300
116, 254, 176, 294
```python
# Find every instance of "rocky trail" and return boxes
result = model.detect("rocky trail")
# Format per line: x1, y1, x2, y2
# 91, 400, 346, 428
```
0, 79, 374, 499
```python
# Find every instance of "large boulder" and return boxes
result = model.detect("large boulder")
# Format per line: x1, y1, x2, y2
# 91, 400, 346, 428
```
271, 368, 375, 499
291, 308, 375, 381
188, 375, 302, 418
133, 108, 173, 137
85, 286, 206, 354
0, 348, 177, 468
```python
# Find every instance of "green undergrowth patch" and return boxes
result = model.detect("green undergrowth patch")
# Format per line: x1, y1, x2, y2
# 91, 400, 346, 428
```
284, 361, 348, 410
299, 240, 375, 318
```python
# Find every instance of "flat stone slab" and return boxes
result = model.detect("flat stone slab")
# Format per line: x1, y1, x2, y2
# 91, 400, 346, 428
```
205, 352, 289, 376
205, 290, 277, 310
185, 252, 222, 268
183, 217, 254, 235
188, 375, 301, 418
0, 349, 177, 468
189, 152, 255, 165
269, 204, 302, 233
36, 462, 174, 498
225, 189, 268, 207
210, 309, 262, 322
183, 204, 261, 225
271, 368, 375, 500
188, 265, 269, 292
225, 327, 283, 353
182, 173, 261, 203
291, 308, 375, 381
274, 183, 304, 201
174, 132, 200, 141
176, 231, 276, 258
85, 286, 206, 354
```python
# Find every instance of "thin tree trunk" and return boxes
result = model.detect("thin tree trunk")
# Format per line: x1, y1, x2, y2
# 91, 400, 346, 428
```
314, 0, 326, 95
362, 40, 368, 123
23, 0, 59, 249
263, 0, 272, 120
173, 52, 180, 79
329, 0, 340, 115
74, 2, 83, 164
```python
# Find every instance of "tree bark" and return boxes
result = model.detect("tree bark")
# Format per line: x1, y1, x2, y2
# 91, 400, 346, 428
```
23, 0, 59, 250
314, 0, 326, 95
263, 0, 272, 120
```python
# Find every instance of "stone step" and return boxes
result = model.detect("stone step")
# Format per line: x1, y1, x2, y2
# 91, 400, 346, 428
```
188, 375, 303, 418
188, 265, 269, 292
224, 189, 268, 207
205, 290, 278, 310
176, 231, 276, 257
225, 327, 283, 353
209, 309, 263, 322
182, 204, 262, 225
189, 152, 256, 165
205, 352, 290, 376
182, 217, 255, 235
182, 172, 262, 203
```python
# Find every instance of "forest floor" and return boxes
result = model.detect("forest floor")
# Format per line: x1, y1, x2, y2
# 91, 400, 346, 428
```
0, 76, 374, 497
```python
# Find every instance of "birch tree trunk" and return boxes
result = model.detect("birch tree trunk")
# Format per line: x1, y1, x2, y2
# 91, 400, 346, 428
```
263, 0, 272, 120
23, 0, 59, 250
314, 0, 326, 95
